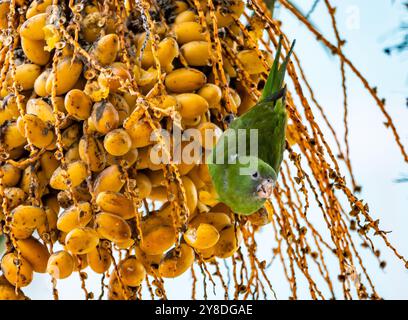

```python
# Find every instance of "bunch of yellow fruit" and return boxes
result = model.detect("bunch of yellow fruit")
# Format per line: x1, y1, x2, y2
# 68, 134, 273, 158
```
0, 0, 280, 300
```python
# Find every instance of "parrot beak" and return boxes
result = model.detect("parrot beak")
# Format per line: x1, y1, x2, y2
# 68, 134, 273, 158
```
256, 178, 274, 199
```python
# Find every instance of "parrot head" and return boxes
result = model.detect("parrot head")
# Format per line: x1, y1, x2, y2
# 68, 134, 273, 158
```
216, 155, 277, 215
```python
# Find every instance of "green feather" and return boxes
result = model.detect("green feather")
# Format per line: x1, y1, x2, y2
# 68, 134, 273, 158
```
261, 37, 295, 104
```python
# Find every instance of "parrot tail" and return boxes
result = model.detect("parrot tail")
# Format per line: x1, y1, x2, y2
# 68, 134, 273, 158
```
261, 36, 295, 104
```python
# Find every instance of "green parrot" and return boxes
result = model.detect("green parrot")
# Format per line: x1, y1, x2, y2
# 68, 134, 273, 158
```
207, 38, 295, 215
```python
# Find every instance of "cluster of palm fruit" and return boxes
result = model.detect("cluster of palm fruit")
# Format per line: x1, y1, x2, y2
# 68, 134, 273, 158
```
0, 0, 280, 300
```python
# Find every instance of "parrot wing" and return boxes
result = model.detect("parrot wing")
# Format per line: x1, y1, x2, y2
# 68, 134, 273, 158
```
229, 37, 295, 173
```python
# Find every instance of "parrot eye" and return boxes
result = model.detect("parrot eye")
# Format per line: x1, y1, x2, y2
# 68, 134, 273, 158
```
251, 171, 259, 180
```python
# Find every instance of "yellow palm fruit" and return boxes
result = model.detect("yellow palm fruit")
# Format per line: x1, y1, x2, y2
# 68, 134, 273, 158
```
64, 89, 92, 120
196, 246, 216, 262
137, 36, 177, 71
2, 95, 22, 118
114, 238, 135, 249
26, 98, 55, 124
1, 252, 33, 287
0, 276, 26, 300
49, 160, 87, 190
147, 186, 168, 202
198, 186, 219, 207
21, 37, 50, 66
174, 0, 189, 13
94, 212, 132, 242
96, 191, 135, 220
208, 0, 245, 28
65, 227, 100, 255
11, 226, 34, 240
184, 223, 220, 250
26, 0, 52, 18
73, 254, 89, 272
146, 170, 166, 188
187, 166, 206, 190
103, 129, 132, 156
173, 21, 207, 45
65, 143, 80, 163
19, 166, 47, 195
134, 146, 151, 170
0, 163, 21, 187
93, 164, 125, 194
34, 68, 51, 97
159, 243, 195, 278
46, 250, 75, 279
136, 173, 152, 199
150, 94, 179, 113
136, 66, 158, 89
181, 176, 198, 215
61, 123, 80, 149
189, 212, 232, 232
197, 122, 222, 150
11, 205, 46, 230
108, 93, 130, 125
174, 10, 197, 24
4, 146, 25, 161
124, 120, 153, 148
57, 202, 93, 233
0, 109, 14, 127
181, 114, 202, 128
98, 63, 132, 93
247, 208, 270, 227
45, 57, 83, 95
39, 151, 59, 180
228, 87, 242, 110
108, 272, 131, 300
165, 68, 206, 93
20, 13, 47, 40
157, 37, 180, 72
198, 83, 222, 108
155, 202, 175, 226
90, 100, 119, 135
17, 114, 54, 148
11, 63, 41, 91
78, 134, 106, 172
92, 34, 120, 66
140, 216, 175, 255
1, 121, 26, 150
45, 194, 60, 215
135, 246, 162, 276
81, 12, 104, 43
16, 237, 50, 273
237, 49, 272, 75
180, 41, 211, 66
38, 206, 58, 243
2, 187, 26, 209
118, 257, 146, 287
87, 246, 112, 274
175, 93, 209, 119
57, 186, 91, 208
214, 225, 242, 258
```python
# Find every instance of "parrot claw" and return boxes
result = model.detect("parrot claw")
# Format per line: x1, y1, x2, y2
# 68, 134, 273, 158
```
256, 178, 274, 199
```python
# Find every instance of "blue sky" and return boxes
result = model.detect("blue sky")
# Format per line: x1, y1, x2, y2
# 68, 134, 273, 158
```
25, 0, 407, 299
